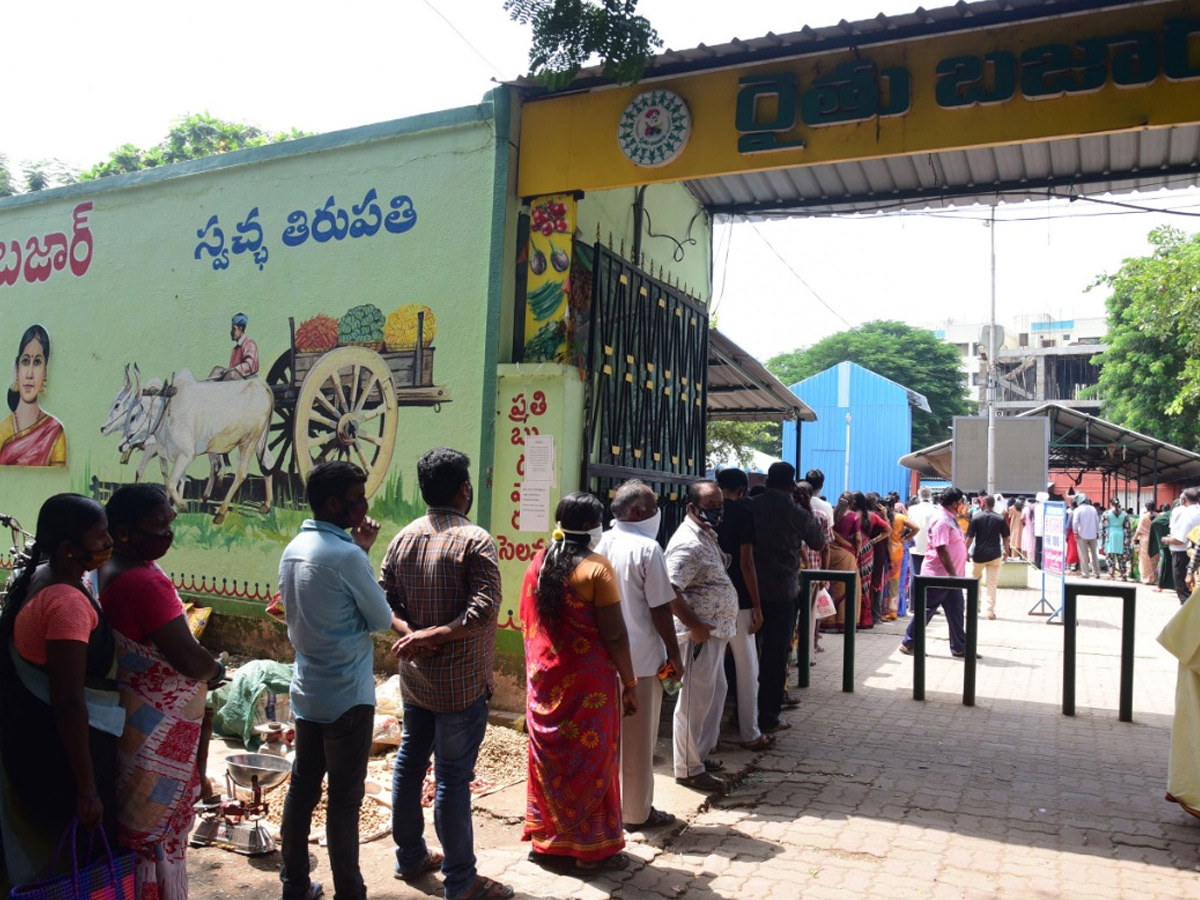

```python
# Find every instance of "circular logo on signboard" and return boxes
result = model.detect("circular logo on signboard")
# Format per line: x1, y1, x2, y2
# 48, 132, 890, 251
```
617, 90, 691, 168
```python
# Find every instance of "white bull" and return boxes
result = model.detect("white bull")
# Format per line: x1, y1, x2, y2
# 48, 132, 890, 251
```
154, 369, 275, 523
100, 365, 225, 496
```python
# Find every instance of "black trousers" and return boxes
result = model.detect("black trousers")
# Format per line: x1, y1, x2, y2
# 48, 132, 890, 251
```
1172, 551, 1192, 604
758, 596, 798, 730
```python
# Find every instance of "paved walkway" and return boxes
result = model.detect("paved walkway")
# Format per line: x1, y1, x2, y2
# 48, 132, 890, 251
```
192, 578, 1200, 899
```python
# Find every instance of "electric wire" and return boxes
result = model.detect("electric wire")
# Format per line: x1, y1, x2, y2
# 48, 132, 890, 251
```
744, 219, 853, 329
421, 0, 506, 78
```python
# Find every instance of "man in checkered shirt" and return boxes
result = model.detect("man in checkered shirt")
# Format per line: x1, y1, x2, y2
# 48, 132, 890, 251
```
379, 447, 511, 900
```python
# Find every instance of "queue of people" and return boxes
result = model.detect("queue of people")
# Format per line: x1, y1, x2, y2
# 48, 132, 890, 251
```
7, 453, 1196, 900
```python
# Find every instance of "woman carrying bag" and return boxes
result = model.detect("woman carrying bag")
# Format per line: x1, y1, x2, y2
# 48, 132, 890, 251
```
0, 494, 122, 894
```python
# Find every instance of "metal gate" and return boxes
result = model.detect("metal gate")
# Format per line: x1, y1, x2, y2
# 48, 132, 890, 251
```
580, 241, 709, 539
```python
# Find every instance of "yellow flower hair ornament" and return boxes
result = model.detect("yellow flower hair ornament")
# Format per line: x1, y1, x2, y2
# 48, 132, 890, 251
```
551, 525, 565, 542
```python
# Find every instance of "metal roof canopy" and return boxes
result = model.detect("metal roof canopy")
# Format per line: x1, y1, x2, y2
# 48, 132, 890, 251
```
515, 0, 1200, 216
708, 328, 817, 423
900, 403, 1200, 484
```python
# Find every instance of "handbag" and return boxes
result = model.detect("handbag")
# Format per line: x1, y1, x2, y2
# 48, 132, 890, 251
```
10, 821, 135, 900
814, 587, 837, 619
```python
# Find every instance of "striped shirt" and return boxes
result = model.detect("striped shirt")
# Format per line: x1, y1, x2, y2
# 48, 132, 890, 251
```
380, 508, 502, 713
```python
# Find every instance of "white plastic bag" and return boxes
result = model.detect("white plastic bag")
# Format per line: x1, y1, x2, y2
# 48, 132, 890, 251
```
814, 587, 836, 619
375, 674, 403, 716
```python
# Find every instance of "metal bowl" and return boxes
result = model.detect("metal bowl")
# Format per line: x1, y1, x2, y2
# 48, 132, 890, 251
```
226, 753, 292, 790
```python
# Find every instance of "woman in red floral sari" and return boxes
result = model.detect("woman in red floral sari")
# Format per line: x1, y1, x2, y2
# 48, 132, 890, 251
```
520, 492, 638, 872
98, 485, 225, 900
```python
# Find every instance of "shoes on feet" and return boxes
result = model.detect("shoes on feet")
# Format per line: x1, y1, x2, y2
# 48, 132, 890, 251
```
675, 771, 726, 791
899, 643, 914, 656
951, 650, 983, 659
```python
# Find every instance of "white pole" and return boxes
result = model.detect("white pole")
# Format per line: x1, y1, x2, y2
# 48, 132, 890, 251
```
844, 412, 852, 494
987, 206, 997, 496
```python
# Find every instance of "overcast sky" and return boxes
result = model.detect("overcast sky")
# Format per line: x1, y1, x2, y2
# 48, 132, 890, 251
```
5, 0, 1194, 360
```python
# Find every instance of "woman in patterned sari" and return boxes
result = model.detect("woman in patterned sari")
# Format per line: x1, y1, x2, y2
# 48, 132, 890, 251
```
520, 492, 638, 872
98, 485, 225, 900
854, 493, 880, 628
823, 492, 861, 631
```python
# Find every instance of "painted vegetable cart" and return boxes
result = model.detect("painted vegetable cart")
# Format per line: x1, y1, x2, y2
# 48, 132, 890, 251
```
265, 304, 450, 496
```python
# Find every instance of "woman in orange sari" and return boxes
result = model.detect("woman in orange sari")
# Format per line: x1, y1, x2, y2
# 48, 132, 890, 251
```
520, 492, 638, 872
823, 492, 861, 631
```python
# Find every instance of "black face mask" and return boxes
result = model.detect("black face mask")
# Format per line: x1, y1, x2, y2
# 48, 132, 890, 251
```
694, 506, 723, 528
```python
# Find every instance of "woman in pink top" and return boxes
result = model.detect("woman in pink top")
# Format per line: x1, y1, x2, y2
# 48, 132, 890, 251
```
823, 492, 861, 631
0, 494, 119, 894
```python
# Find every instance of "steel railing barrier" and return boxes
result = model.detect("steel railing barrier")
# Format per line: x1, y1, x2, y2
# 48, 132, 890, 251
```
909, 575, 981, 706
1061, 581, 1138, 722
797, 569, 860, 693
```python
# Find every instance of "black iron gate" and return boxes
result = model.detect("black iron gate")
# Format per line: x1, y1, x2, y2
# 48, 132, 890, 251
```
580, 241, 709, 539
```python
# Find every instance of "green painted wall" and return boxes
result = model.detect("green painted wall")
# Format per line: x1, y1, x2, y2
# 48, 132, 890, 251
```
577, 182, 712, 304
0, 106, 503, 592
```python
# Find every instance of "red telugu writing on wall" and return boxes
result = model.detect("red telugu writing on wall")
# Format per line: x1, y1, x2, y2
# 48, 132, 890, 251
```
0, 202, 94, 288
507, 390, 547, 532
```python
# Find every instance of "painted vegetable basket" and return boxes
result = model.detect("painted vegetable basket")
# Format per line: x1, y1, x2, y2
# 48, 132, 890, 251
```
265, 311, 450, 496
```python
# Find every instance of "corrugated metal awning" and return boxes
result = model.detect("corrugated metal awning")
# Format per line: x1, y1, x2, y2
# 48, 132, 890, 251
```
900, 403, 1200, 483
708, 328, 817, 423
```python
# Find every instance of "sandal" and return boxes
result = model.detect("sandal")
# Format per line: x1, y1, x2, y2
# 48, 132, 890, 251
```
625, 807, 677, 830
738, 734, 775, 750
763, 720, 792, 734
451, 875, 515, 900
527, 850, 575, 872
576, 852, 631, 871
303, 884, 323, 900
395, 850, 444, 881
703, 757, 725, 772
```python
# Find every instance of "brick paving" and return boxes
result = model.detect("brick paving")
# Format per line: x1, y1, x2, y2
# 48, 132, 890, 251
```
191, 578, 1200, 899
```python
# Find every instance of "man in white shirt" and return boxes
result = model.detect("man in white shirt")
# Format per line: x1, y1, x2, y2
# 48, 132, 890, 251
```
1072, 498, 1101, 578
905, 487, 936, 576
804, 469, 836, 531
1165, 488, 1200, 604
596, 481, 684, 829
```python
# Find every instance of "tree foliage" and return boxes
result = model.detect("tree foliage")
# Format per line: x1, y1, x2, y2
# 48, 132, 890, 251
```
81, 112, 310, 180
707, 420, 774, 469
766, 320, 972, 451
0, 155, 78, 195
1091, 225, 1200, 449
505, 0, 661, 89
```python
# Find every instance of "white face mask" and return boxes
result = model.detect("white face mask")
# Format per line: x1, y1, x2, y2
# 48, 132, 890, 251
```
586, 525, 604, 550
623, 509, 661, 539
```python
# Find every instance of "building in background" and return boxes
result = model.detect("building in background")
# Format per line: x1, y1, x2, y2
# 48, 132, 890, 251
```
928, 315, 1107, 416
782, 361, 928, 502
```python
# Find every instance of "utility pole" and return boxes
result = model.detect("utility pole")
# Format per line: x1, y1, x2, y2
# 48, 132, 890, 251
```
987, 206, 998, 497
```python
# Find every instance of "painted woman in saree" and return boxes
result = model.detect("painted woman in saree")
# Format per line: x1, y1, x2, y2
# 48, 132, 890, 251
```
0, 324, 67, 466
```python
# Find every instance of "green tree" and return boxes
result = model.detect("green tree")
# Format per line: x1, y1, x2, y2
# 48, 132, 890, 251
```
505, 0, 661, 89
1091, 225, 1200, 449
707, 420, 773, 469
766, 320, 971, 451
82, 113, 310, 180
23, 159, 78, 192
0, 155, 14, 198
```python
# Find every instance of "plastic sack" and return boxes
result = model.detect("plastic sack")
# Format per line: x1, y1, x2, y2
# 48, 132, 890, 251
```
210, 659, 295, 750
375, 674, 403, 716
814, 587, 836, 619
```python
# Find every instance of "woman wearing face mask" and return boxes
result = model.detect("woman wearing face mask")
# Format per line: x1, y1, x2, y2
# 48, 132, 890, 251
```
98, 484, 223, 900
0, 494, 120, 894
520, 492, 638, 872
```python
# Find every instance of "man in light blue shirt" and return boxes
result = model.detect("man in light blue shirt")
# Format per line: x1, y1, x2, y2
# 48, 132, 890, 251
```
1072, 497, 1101, 578
278, 461, 400, 900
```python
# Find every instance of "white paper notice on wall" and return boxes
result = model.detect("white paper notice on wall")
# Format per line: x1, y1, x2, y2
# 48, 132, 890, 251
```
524, 435, 556, 486
520, 482, 551, 532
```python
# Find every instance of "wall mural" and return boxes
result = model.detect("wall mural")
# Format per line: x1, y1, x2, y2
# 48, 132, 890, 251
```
1, 324, 67, 467
99, 303, 450, 525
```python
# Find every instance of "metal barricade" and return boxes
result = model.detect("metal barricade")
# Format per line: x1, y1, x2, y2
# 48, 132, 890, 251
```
1061, 581, 1137, 722
909, 575, 980, 706
797, 569, 859, 693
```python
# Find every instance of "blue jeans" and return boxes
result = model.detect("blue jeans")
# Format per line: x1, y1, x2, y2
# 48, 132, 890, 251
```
392, 694, 489, 899
280, 704, 374, 900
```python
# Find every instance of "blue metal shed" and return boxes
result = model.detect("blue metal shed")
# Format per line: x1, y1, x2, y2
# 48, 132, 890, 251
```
781, 361, 929, 503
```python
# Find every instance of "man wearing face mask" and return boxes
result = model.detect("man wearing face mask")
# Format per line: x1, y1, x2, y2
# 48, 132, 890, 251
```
379, 447, 510, 900
665, 480, 739, 792
278, 461, 400, 900
596, 480, 684, 830
751, 462, 826, 733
